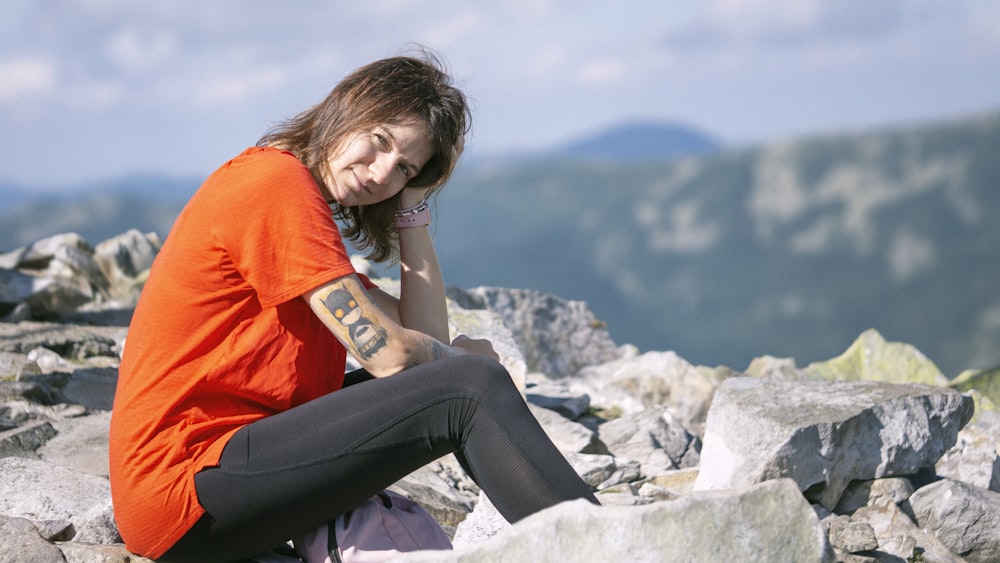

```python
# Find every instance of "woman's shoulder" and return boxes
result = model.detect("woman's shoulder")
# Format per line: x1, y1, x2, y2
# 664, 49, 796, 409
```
229, 146, 308, 175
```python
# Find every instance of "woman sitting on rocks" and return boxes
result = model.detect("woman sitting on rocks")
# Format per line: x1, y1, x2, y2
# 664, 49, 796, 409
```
108, 51, 597, 562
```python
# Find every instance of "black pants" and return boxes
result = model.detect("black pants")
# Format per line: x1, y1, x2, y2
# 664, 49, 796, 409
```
161, 355, 597, 562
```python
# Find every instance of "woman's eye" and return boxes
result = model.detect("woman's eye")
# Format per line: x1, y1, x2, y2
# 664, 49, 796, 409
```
374, 133, 389, 149
398, 163, 410, 178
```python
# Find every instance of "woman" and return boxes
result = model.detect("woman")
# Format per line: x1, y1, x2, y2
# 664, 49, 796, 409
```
109, 52, 597, 562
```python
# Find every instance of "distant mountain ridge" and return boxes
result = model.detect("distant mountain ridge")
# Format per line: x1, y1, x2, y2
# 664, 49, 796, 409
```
549, 121, 720, 160
2, 111, 999, 376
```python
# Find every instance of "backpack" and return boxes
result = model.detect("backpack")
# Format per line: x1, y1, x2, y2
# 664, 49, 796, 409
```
294, 490, 453, 563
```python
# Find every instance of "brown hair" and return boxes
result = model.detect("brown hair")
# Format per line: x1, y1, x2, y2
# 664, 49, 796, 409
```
258, 50, 471, 263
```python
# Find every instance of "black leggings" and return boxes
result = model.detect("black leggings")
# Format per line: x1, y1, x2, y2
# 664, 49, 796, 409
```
161, 355, 597, 562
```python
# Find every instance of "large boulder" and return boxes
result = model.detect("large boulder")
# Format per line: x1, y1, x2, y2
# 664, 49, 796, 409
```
693, 377, 974, 509
446, 286, 623, 379
0, 457, 119, 544
404, 479, 834, 562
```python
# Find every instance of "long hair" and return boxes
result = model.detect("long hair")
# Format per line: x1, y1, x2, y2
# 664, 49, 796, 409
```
258, 50, 471, 263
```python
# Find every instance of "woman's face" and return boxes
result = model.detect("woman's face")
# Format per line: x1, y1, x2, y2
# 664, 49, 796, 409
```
321, 119, 434, 207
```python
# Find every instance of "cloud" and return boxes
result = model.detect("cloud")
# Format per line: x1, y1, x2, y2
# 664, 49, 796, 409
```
106, 28, 178, 72
193, 67, 287, 105
578, 57, 626, 85
664, 0, 906, 49
0, 57, 56, 105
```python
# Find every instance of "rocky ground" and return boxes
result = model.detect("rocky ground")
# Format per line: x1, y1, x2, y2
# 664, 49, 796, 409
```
1, 231, 999, 562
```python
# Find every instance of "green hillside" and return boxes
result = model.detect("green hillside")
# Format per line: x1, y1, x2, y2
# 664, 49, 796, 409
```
435, 111, 1000, 376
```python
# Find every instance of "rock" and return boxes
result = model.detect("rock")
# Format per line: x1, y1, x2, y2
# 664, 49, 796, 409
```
0, 419, 57, 458
0, 457, 119, 544
446, 286, 623, 379
849, 502, 964, 562
597, 406, 700, 478
402, 479, 835, 563
38, 411, 112, 477
833, 477, 914, 514
373, 278, 528, 393
92, 230, 159, 296
524, 376, 591, 420
528, 403, 606, 455
935, 423, 1000, 492
390, 456, 478, 537
825, 516, 878, 553
0, 321, 127, 360
744, 354, 804, 380
950, 366, 1000, 413
563, 452, 641, 490
573, 350, 725, 434
693, 377, 974, 509
58, 541, 154, 563
804, 328, 949, 386
907, 478, 1000, 563
450, 491, 508, 549
0, 514, 68, 562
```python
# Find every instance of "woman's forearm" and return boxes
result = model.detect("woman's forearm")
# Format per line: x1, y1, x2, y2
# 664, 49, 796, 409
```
397, 224, 450, 342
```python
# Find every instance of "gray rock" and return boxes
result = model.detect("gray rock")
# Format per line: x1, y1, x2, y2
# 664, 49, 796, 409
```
0, 419, 57, 458
58, 541, 154, 563
935, 423, 1000, 492
450, 491, 508, 549
528, 403, 605, 455
525, 377, 591, 420
446, 286, 623, 379
693, 377, 973, 509
93, 229, 159, 294
826, 516, 878, 553
850, 501, 964, 562
563, 452, 641, 490
38, 411, 112, 477
598, 406, 700, 477
0, 457, 119, 544
390, 457, 478, 537
908, 478, 1000, 563
0, 515, 67, 562
573, 350, 725, 434
833, 477, 914, 514
0, 321, 127, 360
403, 478, 835, 563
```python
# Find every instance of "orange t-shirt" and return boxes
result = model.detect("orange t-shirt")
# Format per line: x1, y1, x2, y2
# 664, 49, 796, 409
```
109, 147, 374, 558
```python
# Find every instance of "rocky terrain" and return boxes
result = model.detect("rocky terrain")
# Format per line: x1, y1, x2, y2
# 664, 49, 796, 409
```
1, 230, 998, 562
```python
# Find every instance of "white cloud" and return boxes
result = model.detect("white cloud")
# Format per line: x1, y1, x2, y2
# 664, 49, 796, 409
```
419, 9, 487, 48
578, 57, 626, 85
194, 67, 287, 105
0, 57, 56, 104
106, 28, 178, 72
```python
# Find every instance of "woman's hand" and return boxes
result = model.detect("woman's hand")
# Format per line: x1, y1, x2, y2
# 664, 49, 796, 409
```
450, 334, 499, 361
397, 134, 465, 210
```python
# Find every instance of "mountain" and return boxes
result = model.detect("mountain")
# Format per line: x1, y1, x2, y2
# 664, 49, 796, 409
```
2, 112, 999, 376
432, 110, 1000, 376
548, 121, 720, 160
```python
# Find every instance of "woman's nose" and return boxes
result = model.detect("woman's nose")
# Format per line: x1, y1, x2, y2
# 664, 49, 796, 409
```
369, 154, 394, 186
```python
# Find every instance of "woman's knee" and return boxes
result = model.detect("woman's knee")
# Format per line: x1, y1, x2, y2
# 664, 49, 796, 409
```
439, 354, 517, 397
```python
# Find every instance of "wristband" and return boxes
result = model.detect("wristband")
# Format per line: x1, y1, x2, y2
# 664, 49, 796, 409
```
394, 199, 431, 228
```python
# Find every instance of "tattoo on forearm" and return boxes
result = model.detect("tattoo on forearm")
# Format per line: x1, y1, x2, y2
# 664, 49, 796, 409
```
322, 286, 388, 361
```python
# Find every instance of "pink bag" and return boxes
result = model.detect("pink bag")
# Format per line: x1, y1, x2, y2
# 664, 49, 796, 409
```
294, 491, 453, 563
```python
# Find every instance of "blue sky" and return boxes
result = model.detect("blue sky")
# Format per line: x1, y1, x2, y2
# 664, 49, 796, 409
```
2, 0, 999, 190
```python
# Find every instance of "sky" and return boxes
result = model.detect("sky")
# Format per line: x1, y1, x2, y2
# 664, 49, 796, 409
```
2, 0, 999, 191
